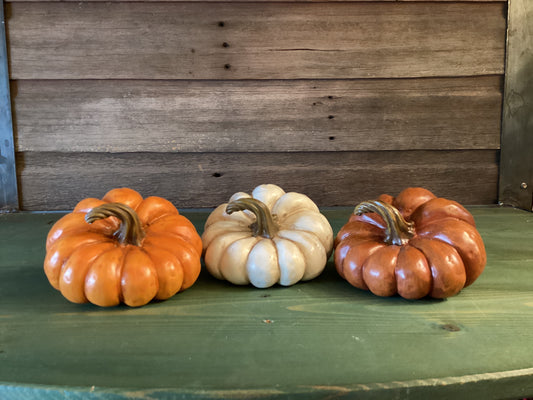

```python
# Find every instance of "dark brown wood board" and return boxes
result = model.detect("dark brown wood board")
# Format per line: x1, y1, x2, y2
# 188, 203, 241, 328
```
4, 0, 509, 2
6, 2, 506, 79
16, 150, 499, 210
4, 0, 507, 211
12, 77, 502, 153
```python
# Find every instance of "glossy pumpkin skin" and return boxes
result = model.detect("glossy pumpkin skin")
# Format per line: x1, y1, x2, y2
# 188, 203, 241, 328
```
202, 184, 334, 288
334, 187, 486, 299
44, 188, 202, 307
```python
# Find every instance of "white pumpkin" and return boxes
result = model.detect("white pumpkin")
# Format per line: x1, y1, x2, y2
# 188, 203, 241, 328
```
202, 184, 334, 288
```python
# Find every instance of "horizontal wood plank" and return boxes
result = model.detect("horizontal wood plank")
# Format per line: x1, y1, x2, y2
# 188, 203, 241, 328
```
6, 2, 506, 79
16, 150, 499, 210
12, 77, 503, 153
5, 0, 508, 2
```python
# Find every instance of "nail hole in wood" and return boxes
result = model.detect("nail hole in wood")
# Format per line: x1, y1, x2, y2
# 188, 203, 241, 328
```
224, 64, 231, 70
212, 172, 223, 178
440, 323, 461, 332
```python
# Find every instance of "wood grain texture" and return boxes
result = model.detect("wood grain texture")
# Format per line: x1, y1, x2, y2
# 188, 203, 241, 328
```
1, 206, 533, 400
0, 2, 18, 211
12, 77, 503, 153
6, 2, 506, 79
15, 150, 498, 210
499, 0, 533, 211
4, 0, 509, 2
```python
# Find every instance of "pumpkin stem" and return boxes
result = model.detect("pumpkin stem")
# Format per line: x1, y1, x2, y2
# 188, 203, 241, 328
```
85, 203, 145, 246
354, 200, 415, 246
226, 198, 279, 239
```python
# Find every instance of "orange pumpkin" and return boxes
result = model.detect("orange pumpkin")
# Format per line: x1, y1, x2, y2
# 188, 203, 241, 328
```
334, 187, 486, 299
44, 188, 202, 307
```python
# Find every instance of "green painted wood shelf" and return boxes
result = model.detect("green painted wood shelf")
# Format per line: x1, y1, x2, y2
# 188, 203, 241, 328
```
1, 207, 533, 399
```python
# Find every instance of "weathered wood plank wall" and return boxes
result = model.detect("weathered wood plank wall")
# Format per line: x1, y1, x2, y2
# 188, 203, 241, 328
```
5, 0, 507, 210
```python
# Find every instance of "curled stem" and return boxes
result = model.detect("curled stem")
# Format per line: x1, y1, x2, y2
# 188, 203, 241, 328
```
354, 200, 415, 246
85, 203, 145, 246
226, 198, 279, 239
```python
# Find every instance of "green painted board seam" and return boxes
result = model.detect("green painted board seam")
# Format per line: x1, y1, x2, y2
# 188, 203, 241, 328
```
2, 367, 533, 399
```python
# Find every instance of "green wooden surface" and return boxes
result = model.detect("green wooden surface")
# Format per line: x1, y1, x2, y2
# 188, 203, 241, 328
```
1, 207, 533, 399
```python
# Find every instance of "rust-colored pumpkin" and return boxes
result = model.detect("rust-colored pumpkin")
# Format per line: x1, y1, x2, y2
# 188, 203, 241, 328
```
44, 188, 202, 307
334, 187, 486, 299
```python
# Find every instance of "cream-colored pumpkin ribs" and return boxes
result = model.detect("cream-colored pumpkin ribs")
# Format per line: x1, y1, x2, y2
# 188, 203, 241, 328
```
202, 184, 334, 288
